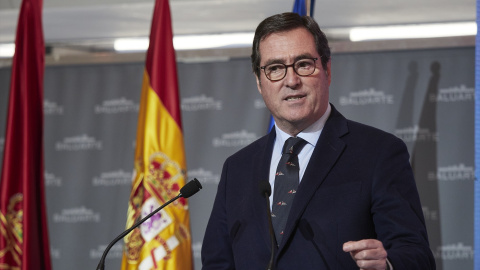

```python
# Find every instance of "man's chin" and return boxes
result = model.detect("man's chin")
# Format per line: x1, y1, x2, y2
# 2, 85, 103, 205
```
276, 116, 311, 130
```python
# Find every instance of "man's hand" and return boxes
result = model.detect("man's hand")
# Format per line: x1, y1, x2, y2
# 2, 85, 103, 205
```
343, 239, 388, 270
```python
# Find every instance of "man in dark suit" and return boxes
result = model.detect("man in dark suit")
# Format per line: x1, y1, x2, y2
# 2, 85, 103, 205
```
201, 12, 435, 270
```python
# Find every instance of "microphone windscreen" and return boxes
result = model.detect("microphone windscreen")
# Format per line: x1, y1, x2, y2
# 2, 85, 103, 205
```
258, 181, 272, 198
298, 219, 314, 240
180, 178, 203, 198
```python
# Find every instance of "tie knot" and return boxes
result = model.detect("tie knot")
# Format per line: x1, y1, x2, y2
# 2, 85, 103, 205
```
282, 137, 307, 155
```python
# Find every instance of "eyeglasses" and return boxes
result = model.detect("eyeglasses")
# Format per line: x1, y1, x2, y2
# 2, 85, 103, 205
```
260, 58, 318, 81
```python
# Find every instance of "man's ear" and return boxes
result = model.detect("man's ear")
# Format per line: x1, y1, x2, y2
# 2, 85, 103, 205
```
255, 75, 262, 94
326, 60, 332, 86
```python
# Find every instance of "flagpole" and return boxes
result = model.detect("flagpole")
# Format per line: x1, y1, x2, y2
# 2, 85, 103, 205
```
306, 0, 311, 16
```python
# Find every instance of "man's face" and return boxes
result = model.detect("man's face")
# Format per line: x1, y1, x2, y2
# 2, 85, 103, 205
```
256, 27, 331, 135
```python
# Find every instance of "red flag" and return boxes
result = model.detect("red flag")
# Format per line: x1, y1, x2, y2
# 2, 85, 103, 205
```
0, 0, 52, 269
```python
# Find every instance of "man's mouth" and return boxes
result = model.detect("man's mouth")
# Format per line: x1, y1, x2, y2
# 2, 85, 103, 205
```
285, 95, 305, 101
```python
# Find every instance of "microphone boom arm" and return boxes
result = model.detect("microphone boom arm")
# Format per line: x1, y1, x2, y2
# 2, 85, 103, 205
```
96, 178, 201, 270
96, 194, 181, 270
264, 190, 275, 270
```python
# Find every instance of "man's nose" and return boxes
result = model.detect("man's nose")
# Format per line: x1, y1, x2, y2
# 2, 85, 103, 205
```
284, 66, 301, 88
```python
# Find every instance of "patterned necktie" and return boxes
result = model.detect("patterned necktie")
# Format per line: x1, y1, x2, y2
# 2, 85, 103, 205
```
271, 136, 307, 245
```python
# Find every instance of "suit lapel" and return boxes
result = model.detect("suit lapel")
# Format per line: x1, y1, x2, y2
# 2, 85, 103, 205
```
278, 106, 349, 252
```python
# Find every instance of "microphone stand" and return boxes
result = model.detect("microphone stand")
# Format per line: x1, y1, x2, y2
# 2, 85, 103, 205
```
262, 190, 275, 270
96, 194, 180, 270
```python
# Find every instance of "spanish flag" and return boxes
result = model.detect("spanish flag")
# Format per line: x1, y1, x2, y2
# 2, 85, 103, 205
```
0, 0, 52, 269
120, 0, 192, 269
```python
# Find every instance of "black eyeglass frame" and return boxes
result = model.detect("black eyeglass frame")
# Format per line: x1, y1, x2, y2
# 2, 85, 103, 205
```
260, 57, 319, 81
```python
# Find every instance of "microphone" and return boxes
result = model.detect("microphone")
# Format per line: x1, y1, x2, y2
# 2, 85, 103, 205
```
259, 181, 275, 270
298, 219, 331, 270
96, 178, 202, 270
179, 178, 203, 198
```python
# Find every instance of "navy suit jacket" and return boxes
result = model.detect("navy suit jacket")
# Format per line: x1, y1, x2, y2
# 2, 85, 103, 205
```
201, 105, 435, 269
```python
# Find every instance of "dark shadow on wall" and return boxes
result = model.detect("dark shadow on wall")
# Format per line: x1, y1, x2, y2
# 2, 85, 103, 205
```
396, 61, 418, 133
410, 61, 442, 269
395, 61, 442, 269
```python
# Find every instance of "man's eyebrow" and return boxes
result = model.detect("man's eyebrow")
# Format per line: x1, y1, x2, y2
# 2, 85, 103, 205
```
262, 53, 316, 66
294, 53, 315, 62
262, 58, 285, 67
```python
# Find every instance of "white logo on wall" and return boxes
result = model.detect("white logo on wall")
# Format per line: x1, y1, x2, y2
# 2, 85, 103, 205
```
188, 168, 220, 185
254, 98, 267, 109
45, 171, 62, 187
95, 97, 139, 114
140, 197, 172, 242
44, 100, 64, 115
213, 130, 258, 147
192, 241, 202, 259
430, 85, 474, 102
90, 243, 123, 259
428, 163, 474, 181
394, 125, 438, 142
339, 88, 394, 106
433, 243, 474, 260
93, 170, 132, 186
55, 134, 103, 151
422, 206, 438, 221
53, 206, 100, 223
181, 95, 222, 111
